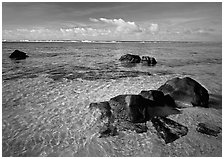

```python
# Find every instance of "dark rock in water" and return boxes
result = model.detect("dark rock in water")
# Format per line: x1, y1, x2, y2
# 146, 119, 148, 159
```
158, 77, 209, 108
151, 116, 188, 144
196, 122, 221, 137
139, 90, 177, 108
109, 95, 152, 133
9, 50, 29, 60
89, 99, 148, 135
119, 54, 141, 63
141, 56, 157, 66
110, 94, 181, 127
111, 95, 151, 123
110, 94, 181, 122
89, 94, 181, 137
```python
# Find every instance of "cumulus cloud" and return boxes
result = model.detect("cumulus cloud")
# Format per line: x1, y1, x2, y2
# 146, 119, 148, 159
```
149, 23, 159, 32
90, 17, 143, 34
59, 17, 144, 40
3, 18, 161, 41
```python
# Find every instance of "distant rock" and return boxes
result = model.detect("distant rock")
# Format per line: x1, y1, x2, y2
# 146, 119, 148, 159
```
158, 77, 209, 108
151, 116, 188, 144
141, 56, 157, 66
119, 54, 141, 63
9, 50, 29, 60
196, 122, 221, 137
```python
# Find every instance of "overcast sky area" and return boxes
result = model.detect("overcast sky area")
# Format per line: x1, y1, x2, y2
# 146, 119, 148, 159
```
2, 2, 222, 41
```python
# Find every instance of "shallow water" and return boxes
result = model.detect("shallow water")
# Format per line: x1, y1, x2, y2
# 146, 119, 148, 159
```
2, 41, 222, 156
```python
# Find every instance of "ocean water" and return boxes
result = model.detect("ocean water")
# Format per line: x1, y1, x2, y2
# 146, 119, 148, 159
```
2, 41, 222, 156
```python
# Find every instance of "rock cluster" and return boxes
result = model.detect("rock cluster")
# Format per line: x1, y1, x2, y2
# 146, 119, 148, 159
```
119, 54, 157, 66
89, 76, 215, 143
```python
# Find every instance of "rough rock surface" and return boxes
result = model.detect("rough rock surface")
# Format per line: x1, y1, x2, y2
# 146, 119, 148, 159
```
151, 116, 188, 144
139, 90, 177, 108
158, 77, 209, 108
9, 50, 29, 60
119, 54, 141, 63
89, 94, 183, 142
84, 102, 221, 157
196, 122, 221, 137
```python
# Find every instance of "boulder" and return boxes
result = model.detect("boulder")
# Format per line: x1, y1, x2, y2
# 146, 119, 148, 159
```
139, 90, 177, 108
89, 97, 148, 135
141, 56, 157, 66
119, 54, 141, 63
109, 95, 148, 124
9, 50, 29, 60
158, 77, 209, 108
110, 94, 180, 123
89, 94, 181, 136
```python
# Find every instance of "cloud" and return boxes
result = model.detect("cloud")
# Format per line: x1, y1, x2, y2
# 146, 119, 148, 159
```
89, 18, 99, 22
60, 27, 111, 38
182, 27, 215, 35
149, 23, 158, 32
90, 17, 143, 34
3, 27, 63, 40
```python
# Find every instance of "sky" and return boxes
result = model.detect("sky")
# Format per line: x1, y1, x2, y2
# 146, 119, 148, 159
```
2, 2, 222, 41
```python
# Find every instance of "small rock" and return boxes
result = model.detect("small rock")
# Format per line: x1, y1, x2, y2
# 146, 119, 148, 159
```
196, 122, 221, 137
151, 116, 188, 144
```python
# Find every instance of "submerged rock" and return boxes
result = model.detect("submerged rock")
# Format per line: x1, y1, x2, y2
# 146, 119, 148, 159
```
141, 56, 157, 66
119, 54, 141, 63
158, 77, 209, 108
108, 95, 149, 133
196, 122, 221, 137
89, 94, 182, 137
151, 116, 188, 144
9, 50, 29, 60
